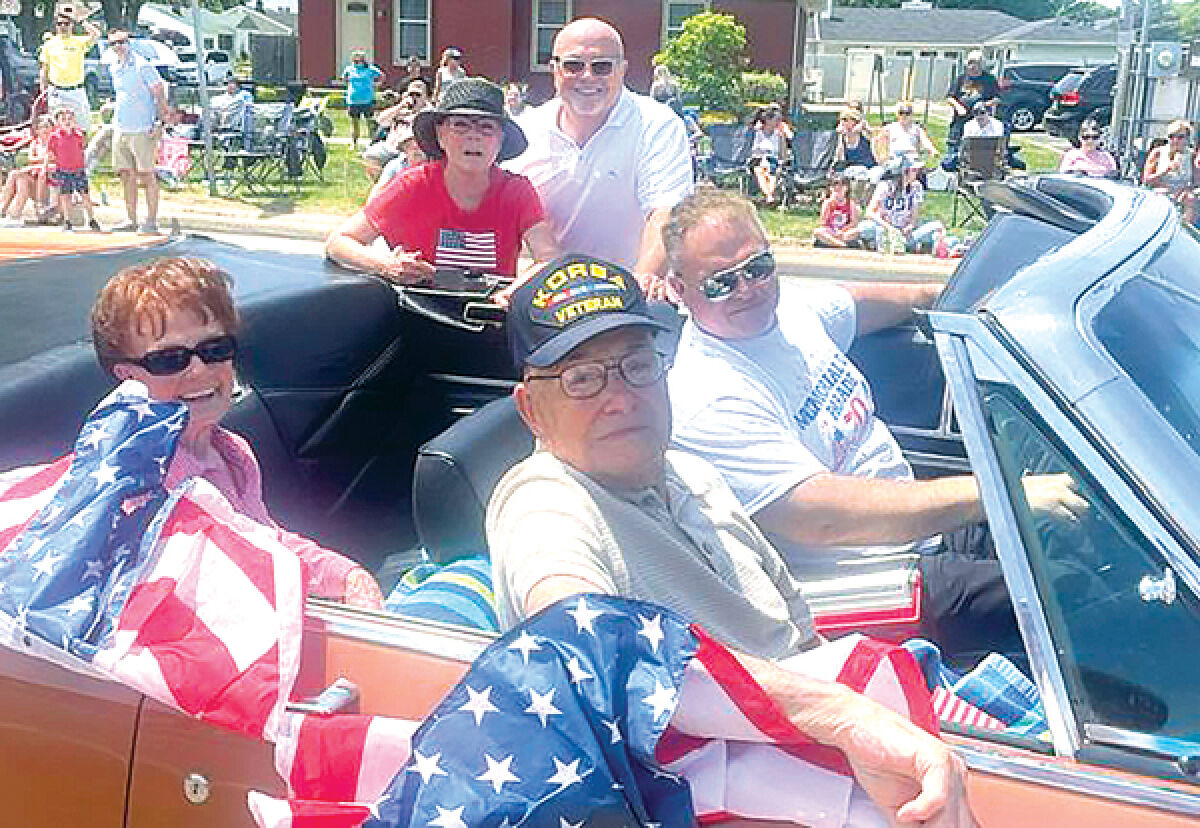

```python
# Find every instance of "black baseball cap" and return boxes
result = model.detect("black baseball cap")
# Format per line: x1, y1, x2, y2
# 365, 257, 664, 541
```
507, 254, 669, 368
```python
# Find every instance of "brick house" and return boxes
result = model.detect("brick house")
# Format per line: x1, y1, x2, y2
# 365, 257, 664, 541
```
300, 0, 812, 104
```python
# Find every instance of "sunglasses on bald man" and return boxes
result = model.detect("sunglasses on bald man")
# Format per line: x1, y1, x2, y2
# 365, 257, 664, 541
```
552, 56, 620, 77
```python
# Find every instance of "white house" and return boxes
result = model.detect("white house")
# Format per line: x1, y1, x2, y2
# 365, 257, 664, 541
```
806, 3, 1117, 103
138, 2, 291, 57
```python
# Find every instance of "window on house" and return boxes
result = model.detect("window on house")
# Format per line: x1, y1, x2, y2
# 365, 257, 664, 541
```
895, 49, 913, 58
943, 50, 959, 60
663, 0, 709, 44
217, 34, 234, 52
532, 0, 572, 70
393, 0, 430, 63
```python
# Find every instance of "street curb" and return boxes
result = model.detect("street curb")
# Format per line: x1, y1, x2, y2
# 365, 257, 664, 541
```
89, 204, 955, 281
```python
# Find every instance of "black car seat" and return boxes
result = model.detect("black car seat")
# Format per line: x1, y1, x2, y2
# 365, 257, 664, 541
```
412, 396, 534, 563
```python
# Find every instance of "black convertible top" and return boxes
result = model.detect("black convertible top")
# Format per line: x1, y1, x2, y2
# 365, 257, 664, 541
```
0, 235, 356, 370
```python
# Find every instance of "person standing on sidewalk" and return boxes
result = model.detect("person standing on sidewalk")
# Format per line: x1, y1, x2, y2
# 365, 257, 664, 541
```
46, 105, 101, 231
104, 28, 169, 234
39, 6, 101, 132
341, 49, 382, 148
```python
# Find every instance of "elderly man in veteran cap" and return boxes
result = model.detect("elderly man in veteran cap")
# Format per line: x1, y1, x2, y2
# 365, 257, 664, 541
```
486, 253, 978, 828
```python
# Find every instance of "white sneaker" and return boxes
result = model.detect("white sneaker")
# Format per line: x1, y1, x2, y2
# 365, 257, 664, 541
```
0, 216, 24, 228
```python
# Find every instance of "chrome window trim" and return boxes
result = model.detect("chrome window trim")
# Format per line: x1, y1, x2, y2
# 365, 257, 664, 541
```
1086, 723, 1200, 762
935, 308, 1200, 763
957, 743, 1200, 817
307, 599, 495, 664
934, 327, 1082, 759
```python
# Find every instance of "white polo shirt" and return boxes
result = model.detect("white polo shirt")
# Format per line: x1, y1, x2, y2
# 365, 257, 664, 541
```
505, 88, 693, 269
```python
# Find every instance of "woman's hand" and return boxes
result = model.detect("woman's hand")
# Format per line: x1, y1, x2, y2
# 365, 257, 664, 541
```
343, 567, 385, 610
377, 249, 436, 285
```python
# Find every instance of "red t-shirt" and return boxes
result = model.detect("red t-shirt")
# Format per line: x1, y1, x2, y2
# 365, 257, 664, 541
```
821, 197, 856, 232
363, 161, 544, 276
46, 127, 86, 171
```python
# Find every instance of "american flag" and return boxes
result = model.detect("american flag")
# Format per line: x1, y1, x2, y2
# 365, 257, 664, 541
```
1, 385, 944, 827
0, 380, 306, 742
435, 228, 498, 271
354, 594, 933, 828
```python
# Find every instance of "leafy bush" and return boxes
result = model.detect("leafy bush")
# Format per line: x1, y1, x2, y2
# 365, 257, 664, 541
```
741, 70, 788, 108
654, 12, 746, 114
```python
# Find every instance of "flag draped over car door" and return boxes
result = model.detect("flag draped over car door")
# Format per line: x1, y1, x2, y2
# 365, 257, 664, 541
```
0, 380, 305, 742
0, 382, 938, 828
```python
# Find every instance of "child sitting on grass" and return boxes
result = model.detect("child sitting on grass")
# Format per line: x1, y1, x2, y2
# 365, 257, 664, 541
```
812, 172, 862, 248
46, 106, 101, 232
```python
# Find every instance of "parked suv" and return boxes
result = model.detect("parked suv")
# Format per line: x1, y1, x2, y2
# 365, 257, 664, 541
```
175, 49, 231, 86
997, 62, 1076, 132
1045, 63, 1117, 145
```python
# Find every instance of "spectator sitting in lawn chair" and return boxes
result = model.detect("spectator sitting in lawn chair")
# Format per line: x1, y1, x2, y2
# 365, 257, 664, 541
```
858, 156, 945, 254
812, 172, 864, 249
1142, 119, 1199, 226
745, 103, 793, 206
0, 113, 54, 226
363, 79, 430, 180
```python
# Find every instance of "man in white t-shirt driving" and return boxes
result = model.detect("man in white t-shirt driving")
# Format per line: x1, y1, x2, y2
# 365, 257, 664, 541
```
663, 189, 1087, 659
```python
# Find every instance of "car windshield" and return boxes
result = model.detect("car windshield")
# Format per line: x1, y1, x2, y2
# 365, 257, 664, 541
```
1053, 72, 1085, 94
1093, 232, 1200, 464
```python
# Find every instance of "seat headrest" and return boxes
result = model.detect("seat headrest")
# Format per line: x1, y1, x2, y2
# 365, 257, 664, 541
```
412, 396, 533, 563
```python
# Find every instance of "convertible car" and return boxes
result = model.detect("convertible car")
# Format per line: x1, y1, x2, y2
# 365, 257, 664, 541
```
2, 174, 1200, 825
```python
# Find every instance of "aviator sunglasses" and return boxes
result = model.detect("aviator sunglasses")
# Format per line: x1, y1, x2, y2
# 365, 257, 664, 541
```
701, 250, 776, 301
124, 334, 238, 376
552, 56, 619, 77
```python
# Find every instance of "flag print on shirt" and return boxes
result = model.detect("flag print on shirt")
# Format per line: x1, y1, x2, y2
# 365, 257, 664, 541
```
435, 228, 498, 272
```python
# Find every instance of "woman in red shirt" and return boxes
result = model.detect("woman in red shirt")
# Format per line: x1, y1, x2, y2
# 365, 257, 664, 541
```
326, 77, 558, 283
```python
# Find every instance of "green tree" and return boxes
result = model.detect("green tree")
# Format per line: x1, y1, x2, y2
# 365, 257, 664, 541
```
654, 11, 746, 114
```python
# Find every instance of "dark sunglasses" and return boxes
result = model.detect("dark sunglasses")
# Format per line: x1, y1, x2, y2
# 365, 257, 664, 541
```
125, 335, 237, 376
701, 251, 776, 301
553, 56, 618, 77
1080, 133, 1101, 140
109, 37, 129, 45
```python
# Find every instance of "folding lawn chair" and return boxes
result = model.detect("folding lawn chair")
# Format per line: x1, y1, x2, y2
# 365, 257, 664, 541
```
778, 129, 837, 209
698, 123, 752, 192
952, 134, 1009, 226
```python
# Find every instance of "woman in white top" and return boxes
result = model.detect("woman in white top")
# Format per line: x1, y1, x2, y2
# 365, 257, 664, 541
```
432, 46, 466, 103
745, 103, 793, 205
873, 101, 937, 164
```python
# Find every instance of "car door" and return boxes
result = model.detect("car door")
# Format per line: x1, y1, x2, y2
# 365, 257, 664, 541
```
931, 316, 1200, 823
0, 642, 140, 826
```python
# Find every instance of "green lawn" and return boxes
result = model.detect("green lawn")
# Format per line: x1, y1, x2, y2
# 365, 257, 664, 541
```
88, 106, 1064, 243
758, 111, 1064, 243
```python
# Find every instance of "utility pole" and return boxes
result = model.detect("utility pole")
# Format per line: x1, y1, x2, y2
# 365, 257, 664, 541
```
190, 0, 216, 195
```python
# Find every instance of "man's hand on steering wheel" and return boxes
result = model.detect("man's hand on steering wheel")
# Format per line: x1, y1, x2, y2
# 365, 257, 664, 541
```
1023, 472, 1089, 524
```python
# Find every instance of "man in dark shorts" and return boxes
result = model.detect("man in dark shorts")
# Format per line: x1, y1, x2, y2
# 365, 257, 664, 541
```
341, 49, 383, 147
46, 106, 101, 231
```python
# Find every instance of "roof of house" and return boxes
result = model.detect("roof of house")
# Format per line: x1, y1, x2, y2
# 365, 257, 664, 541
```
985, 16, 1117, 44
815, 6, 1025, 45
260, 9, 297, 32
222, 6, 293, 35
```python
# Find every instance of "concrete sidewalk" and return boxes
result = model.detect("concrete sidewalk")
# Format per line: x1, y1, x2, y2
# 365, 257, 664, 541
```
89, 190, 958, 282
